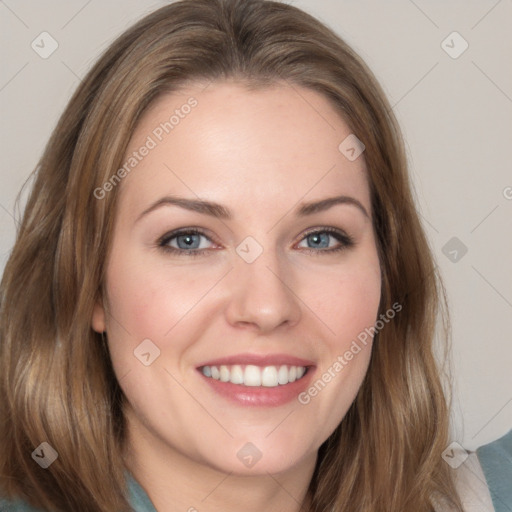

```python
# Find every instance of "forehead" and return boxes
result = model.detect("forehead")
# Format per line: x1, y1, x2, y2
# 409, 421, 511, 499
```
117, 80, 370, 220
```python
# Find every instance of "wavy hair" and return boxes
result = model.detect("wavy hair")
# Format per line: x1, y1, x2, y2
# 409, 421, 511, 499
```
0, 0, 463, 510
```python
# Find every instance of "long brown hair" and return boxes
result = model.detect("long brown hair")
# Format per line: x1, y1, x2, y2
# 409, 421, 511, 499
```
0, 0, 463, 510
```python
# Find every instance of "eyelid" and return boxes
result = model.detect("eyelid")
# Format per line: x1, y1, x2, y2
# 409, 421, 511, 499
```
297, 226, 351, 242
294, 226, 354, 253
157, 227, 218, 253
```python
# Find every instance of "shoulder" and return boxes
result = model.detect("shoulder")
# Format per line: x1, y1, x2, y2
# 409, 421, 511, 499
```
437, 430, 512, 512
0, 496, 44, 511
0, 471, 155, 512
452, 451, 495, 511
126, 471, 158, 512
476, 429, 512, 512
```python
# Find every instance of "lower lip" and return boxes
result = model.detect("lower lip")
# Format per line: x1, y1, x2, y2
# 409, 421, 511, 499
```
198, 368, 315, 407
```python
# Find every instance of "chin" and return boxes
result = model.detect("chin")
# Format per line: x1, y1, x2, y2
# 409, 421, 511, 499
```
194, 435, 318, 477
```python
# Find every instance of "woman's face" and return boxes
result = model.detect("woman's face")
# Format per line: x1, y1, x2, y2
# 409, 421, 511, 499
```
93, 81, 381, 476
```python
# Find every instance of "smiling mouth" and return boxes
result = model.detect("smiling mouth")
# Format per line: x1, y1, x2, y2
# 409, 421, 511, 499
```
200, 364, 308, 388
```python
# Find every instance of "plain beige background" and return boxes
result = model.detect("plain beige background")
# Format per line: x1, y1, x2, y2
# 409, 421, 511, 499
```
0, 0, 511, 454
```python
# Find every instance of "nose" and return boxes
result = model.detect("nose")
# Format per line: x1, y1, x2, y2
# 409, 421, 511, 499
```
224, 247, 302, 334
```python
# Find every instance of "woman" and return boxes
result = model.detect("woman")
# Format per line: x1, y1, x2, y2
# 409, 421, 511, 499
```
0, 0, 493, 510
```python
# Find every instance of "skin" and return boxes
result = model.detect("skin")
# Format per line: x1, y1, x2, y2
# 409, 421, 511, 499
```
92, 80, 382, 512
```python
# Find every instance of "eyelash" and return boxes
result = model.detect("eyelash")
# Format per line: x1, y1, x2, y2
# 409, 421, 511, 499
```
157, 227, 354, 257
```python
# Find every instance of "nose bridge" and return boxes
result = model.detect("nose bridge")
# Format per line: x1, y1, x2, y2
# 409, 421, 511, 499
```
224, 238, 302, 332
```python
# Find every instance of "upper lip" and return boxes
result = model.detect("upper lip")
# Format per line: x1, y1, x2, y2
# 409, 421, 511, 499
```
197, 353, 315, 368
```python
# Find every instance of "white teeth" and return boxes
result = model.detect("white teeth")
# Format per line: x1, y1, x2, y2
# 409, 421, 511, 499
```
277, 365, 288, 385
244, 365, 261, 386
230, 364, 244, 384
201, 364, 308, 387
261, 366, 278, 387
219, 365, 230, 382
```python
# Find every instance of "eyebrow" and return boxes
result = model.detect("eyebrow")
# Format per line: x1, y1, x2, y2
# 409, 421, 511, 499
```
136, 194, 369, 222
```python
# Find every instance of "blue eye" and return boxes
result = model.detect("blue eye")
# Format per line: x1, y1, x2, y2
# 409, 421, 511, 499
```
157, 227, 354, 257
171, 232, 205, 250
158, 229, 214, 257
297, 228, 354, 255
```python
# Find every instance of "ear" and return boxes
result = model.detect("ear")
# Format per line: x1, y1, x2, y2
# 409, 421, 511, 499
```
92, 298, 106, 333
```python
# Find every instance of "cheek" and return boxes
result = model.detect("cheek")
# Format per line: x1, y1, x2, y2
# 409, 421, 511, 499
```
102, 249, 232, 380
104, 251, 214, 340
306, 258, 382, 346
290, 258, 381, 445
304, 261, 381, 411
344, 265, 381, 332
